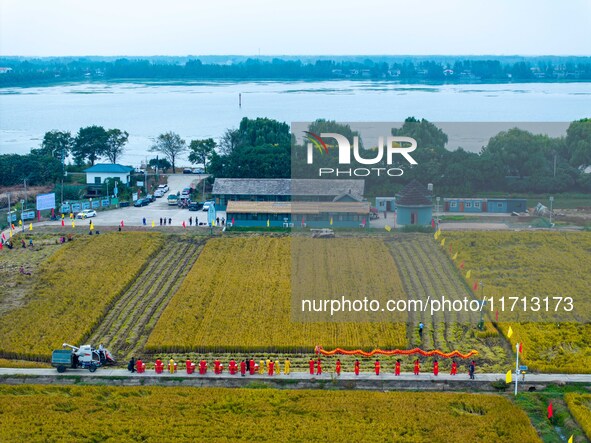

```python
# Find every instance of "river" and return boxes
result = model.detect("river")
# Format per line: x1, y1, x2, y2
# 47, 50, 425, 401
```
0, 80, 589, 166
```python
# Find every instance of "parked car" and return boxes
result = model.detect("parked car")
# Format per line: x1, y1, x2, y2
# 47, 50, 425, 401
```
157, 184, 169, 193
134, 198, 149, 207
181, 187, 191, 196
192, 168, 205, 174
75, 209, 97, 219
154, 189, 165, 198
188, 201, 203, 211
183, 168, 193, 174
202, 201, 215, 211
145, 193, 155, 202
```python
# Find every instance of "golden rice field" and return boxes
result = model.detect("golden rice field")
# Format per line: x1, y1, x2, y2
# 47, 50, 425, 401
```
146, 237, 408, 353
0, 386, 541, 442
565, 393, 591, 440
444, 231, 591, 373
0, 232, 162, 360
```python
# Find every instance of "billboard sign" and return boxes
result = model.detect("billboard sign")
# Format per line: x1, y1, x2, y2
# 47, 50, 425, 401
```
36, 193, 56, 211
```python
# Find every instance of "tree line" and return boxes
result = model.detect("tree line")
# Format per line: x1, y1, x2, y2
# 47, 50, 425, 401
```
209, 117, 591, 196
1, 117, 589, 197
1, 56, 591, 87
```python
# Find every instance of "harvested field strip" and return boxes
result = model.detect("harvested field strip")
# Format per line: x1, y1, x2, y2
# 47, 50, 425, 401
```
386, 234, 510, 372
87, 237, 204, 361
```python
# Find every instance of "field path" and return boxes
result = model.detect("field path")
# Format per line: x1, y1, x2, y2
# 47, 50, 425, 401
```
87, 237, 204, 361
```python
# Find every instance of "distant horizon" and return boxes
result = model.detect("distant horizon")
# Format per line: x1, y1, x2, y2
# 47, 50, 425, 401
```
2, 54, 591, 59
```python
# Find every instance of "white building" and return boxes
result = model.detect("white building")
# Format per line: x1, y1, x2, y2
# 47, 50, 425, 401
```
84, 164, 133, 185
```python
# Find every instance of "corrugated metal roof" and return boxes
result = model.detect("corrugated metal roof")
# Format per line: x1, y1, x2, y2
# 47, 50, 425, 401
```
84, 164, 134, 173
226, 201, 370, 214
213, 178, 364, 197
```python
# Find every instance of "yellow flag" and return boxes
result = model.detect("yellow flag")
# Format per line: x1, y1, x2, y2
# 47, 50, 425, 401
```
72, 221, 75, 228
466, 270, 471, 279
266, 219, 270, 227
507, 326, 513, 338
330, 217, 333, 226
18, 220, 22, 226
440, 238, 445, 246
9, 230, 12, 238
151, 220, 155, 227
385, 225, 391, 232
29, 223, 33, 231
434, 231, 439, 240
452, 252, 458, 260
568, 435, 573, 443
506, 370, 512, 383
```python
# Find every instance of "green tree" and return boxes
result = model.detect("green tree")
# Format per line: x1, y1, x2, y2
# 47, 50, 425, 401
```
392, 117, 448, 153
566, 118, 591, 169
188, 138, 216, 172
482, 128, 548, 179
104, 129, 129, 164
149, 132, 187, 173
73, 125, 109, 166
148, 157, 172, 173
40, 130, 73, 162
218, 128, 241, 155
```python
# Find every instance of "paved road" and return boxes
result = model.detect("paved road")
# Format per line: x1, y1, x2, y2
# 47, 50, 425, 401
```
2, 174, 217, 232
0, 367, 589, 384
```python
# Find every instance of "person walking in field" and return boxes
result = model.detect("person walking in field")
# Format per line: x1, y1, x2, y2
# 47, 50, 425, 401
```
469, 360, 476, 379
414, 359, 420, 375
450, 360, 458, 375
374, 359, 380, 376
309, 358, 315, 375
395, 359, 401, 376
354, 359, 360, 375
418, 322, 424, 340
335, 359, 341, 376
284, 358, 290, 375
316, 359, 322, 375
433, 359, 439, 376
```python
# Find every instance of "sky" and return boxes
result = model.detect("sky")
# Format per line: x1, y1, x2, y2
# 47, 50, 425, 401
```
0, 0, 590, 56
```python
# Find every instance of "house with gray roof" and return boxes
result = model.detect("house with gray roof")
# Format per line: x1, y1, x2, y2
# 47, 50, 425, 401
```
212, 178, 365, 210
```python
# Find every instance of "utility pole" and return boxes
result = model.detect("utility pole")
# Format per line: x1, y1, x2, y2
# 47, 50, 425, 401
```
23, 179, 27, 210
514, 342, 520, 396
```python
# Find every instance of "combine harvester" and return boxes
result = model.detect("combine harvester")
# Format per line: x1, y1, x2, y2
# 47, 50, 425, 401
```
51, 343, 116, 373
